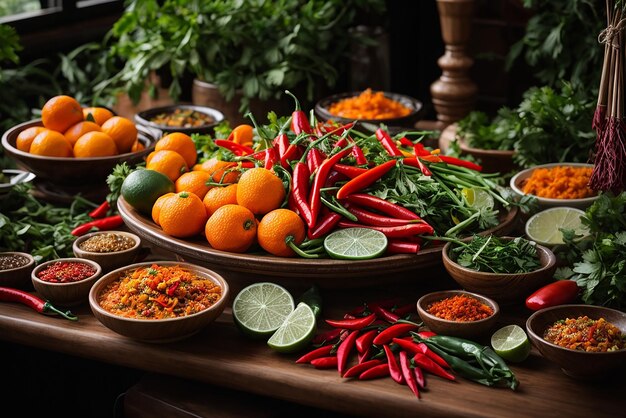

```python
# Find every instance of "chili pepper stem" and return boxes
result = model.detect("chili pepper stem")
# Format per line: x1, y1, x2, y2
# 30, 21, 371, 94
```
42, 302, 78, 321
286, 236, 323, 259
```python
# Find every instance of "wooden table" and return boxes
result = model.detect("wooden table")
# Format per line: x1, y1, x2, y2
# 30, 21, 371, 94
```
0, 266, 622, 418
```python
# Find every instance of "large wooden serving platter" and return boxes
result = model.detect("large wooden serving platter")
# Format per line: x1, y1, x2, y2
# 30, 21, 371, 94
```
118, 197, 519, 289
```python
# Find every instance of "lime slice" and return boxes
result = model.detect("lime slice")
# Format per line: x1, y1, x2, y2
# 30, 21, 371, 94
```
232, 282, 295, 339
525, 207, 588, 246
491, 324, 531, 363
267, 302, 317, 353
323, 227, 388, 260
462, 188, 495, 210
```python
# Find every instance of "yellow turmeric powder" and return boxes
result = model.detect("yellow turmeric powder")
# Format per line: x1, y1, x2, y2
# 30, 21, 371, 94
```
521, 165, 595, 199
327, 89, 411, 120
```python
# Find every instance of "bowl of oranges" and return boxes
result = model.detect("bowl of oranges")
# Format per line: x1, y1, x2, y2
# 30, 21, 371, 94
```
1, 95, 156, 193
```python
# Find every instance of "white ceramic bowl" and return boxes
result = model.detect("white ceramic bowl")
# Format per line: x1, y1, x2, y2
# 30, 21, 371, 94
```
510, 163, 599, 210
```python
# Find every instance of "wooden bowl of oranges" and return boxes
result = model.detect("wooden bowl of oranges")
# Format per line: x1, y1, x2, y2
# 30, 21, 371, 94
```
1, 95, 156, 188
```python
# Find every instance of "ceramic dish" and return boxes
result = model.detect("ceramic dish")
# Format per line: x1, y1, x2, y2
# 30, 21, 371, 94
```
134, 104, 225, 136
89, 261, 229, 343
0, 251, 36, 289
526, 304, 626, 379
0, 169, 36, 196
417, 290, 500, 338
73, 230, 142, 272
31, 257, 102, 307
510, 163, 599, 210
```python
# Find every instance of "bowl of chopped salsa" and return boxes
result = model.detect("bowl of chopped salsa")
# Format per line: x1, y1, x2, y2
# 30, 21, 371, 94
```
88, 261, 229, 343
526, 304, 626, 378
134, 104, 225, 136
417, 290, 500, 339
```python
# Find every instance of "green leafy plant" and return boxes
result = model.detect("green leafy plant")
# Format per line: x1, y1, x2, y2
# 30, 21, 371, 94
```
95, 0, 385, 109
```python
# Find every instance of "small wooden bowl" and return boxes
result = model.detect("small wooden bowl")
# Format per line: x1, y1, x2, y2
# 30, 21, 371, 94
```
417, 290, 500, 338
134, 104, 225, 136
89, 261, 229, 343
526, 304, 626, 379
0, 252, 36, 289
442, 237, 557, 305
31, 258, 102, 307
73, 230, 141, 273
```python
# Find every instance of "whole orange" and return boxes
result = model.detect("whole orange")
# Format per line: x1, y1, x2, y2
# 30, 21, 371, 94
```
73, 131, 118, 158
257, 208, 305, 257
101, 116, 138, 154
64, 121, 102, 146
158, 191, 208, 238
236, 167, 286, 215
205, 204, 257, 253
155, 132, 197, 168
228, 124, 254, 146
29, 130, 73, 157
175, 170, 213, 200
41, 95, 83, 133
82, 107, 114, 126
203, 184, 238, 217
151, 192, 176, 225
146, 149, 188, 182
130, 140, 145, 152
193, 158, 240, 184
16, 126, 48, 152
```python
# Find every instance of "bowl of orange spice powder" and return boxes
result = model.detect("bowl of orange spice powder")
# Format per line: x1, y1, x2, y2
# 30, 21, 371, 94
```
510, 163, 599, 210
417, 290, 500, 339
315, 88, 423, 128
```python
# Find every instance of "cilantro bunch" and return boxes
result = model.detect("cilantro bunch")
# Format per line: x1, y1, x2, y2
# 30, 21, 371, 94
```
556, 193, 626, 309
449, 235, 541, 274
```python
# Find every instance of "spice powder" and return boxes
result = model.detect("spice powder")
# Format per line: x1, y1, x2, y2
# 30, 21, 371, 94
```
427, 294, 494, 322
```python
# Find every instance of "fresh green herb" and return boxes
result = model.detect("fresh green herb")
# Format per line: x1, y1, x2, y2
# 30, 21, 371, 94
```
106, 162, 134, 208
449, 235, 541, 274
556, 192, 626, 309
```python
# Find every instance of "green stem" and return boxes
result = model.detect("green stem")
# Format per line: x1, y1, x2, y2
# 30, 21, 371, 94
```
320, 195, 357, 221
43, 302, 78, 321
286, 236, 323, 259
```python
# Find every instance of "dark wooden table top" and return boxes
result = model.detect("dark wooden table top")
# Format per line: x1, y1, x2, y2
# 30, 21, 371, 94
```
0, 266, 623, 418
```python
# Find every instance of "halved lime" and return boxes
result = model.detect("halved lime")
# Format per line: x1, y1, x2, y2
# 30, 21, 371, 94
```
323, 227, 388, 260
462, 187, 495, 210
232, 282, 294, 339
525, 207, 588, 246
491, 324, 531, 363
267, 302, 317, 353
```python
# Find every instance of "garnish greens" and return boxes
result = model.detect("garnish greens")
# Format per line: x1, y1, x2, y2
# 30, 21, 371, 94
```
450, 235, 541, 274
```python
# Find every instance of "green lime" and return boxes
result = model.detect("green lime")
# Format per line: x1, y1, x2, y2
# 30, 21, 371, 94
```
462, 187, 495, 210
120, 169, 175, 215
323, 227, 388, 260
267, 302, 317, 354
525, 207, 588, 246
232, 282, 294, 339
490, 324, 531, 363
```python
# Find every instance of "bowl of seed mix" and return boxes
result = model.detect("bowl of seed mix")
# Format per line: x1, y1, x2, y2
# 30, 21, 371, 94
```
0, 251, 35, 289
73, 230, 141, 272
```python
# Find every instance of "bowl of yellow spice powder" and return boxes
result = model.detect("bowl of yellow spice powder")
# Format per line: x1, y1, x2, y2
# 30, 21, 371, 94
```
73, 230, 141, 272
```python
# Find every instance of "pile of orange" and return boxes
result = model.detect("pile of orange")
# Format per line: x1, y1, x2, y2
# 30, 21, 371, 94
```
17, 94, 142, 158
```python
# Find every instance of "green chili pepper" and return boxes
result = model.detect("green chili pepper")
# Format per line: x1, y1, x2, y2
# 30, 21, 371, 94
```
298, 284, 323, 318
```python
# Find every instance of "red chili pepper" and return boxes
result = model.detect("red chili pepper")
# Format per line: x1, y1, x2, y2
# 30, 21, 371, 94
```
343, 194, 421, 220
372, 323, 419, 346
392, 338, 450, 369
343, 203, 420, 227
280, 143, 301, 168
399, 136, 414, 148
399, 351, 420, 398
376, 128, 403, 157
264, 148, 278, 170
286, 90, 313, 135
386, 240, 421, 254
311, 328, 343, 345
337, 329, 359, 375
88, 201, 110, 218
324, 170, 346, 188
438, 155, 483, 171
214, 139, 254, 156
414, 364, 426, 389
333, 164, 367, 179
352, 144, 368, 165
336, 160, 396, 200
393, 303, 416, 317
412, 353, 455, 381
383, 344, 405, 384
0, 286, 78, 321
337, 220, 434, 238
70, 215, 124, 236
416, 331, 437, 339
291, 161, 313, 226
359, 363, 390, 380
308, 145, 354, 229
355, 329, 378, 354
403, 156, 432, 176
306, 209, 342, 240
413, 143, 431, 157
525, 280, 579, 311
310, 356, 339, 369
306, 148, 325, 173
166, 281, 180, 296
372, 305, 400, 323
342, 359, 383, 378
325, 312, 376, 330
295, 344, 334, 364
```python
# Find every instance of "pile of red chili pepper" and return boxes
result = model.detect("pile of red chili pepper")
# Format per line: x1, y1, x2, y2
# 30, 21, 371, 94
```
295, 298, 518, 397
205, 91, 513, 257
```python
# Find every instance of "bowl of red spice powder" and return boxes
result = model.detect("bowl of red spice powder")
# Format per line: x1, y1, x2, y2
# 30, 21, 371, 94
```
417, 290, 500, 339
31, 257, 102, 307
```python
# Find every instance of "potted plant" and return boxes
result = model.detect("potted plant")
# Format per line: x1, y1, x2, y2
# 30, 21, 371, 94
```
94, 0, 386, 125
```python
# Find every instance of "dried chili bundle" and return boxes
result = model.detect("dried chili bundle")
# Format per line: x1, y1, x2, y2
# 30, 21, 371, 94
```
590, 1, 626, 192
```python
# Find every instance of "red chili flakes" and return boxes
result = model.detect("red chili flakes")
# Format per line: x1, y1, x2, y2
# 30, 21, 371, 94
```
37, 261, 96, 283
427, 295, 494, 322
